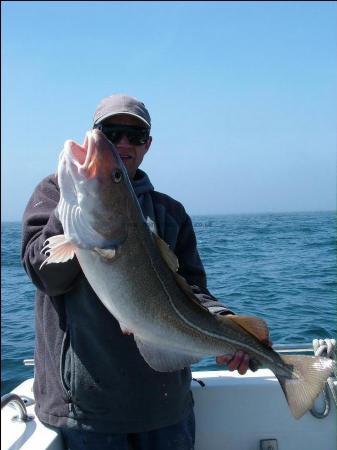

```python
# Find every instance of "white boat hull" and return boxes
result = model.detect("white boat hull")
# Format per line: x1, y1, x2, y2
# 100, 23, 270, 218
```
193, 369, 336, 450
2, 369, 336, 450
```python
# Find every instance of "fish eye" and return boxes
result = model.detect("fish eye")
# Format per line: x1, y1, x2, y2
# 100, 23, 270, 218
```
112, 169, 123, 183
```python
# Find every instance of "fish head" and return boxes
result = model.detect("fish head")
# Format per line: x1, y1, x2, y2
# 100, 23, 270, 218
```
57, 129, 134, 250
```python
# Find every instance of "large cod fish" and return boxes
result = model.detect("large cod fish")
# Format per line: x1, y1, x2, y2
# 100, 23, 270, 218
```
41, 129, 335, 419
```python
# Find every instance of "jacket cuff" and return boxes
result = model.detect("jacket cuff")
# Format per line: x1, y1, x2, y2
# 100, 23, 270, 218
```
191, 285, 235, 316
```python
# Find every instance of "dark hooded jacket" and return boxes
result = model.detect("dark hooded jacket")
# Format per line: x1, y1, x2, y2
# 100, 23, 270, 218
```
21, 169, 233, 433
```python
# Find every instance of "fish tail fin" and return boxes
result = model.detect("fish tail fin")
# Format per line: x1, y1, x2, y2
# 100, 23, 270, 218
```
275, 355, 335, 419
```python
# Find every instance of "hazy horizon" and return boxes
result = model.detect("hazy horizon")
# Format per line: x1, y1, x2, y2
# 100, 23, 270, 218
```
2, 209, 335, 225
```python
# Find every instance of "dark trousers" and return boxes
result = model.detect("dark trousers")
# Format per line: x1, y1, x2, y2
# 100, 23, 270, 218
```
60, 410, 195, 450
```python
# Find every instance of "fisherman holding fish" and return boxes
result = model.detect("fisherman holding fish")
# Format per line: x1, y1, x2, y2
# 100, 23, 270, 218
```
21, 94, 334, 450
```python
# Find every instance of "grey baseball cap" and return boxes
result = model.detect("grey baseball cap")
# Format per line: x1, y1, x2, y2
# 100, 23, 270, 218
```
93, 94, 151, 128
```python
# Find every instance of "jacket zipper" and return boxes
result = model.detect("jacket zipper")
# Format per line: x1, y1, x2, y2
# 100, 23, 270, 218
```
59, 329, 73, 412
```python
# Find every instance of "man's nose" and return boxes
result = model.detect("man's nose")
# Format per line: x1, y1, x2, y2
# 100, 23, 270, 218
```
117, 134, 132, 146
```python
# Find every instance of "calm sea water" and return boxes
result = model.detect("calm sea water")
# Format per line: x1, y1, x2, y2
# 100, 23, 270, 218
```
1, 211, 336, 394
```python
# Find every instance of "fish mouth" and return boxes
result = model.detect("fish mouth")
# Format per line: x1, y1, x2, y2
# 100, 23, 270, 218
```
64, 130, 123, 181
68, 142, 87, 167
62, 132, 96, 179
58, 130, 129, 250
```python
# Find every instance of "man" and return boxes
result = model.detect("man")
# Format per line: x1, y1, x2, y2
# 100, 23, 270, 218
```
21, 94, 253, 450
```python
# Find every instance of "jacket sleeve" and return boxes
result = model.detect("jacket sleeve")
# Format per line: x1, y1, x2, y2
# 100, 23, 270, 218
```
174, 214, 235, 316
21, 175, 81, 297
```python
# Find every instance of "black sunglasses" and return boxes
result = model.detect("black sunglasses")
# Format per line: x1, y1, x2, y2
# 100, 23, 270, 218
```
94, 124, 150, 146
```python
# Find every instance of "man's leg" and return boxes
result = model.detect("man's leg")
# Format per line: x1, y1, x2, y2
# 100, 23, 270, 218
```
60, 427, 129, 450
128, 409, 195, 450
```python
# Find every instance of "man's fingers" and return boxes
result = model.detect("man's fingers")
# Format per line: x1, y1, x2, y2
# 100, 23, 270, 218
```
227, 351, 244, 371
216, 351, 251, 375
216, 355, 232, 365
237, 354, 250, 375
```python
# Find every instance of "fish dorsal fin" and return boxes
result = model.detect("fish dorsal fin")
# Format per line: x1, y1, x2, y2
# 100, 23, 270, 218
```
226, 315, 270, 343
154, 233, 179, 272
153, 233, 208, 311
173, 272, 210, 311
174, 271, 194, 294
146, 216, 158, 234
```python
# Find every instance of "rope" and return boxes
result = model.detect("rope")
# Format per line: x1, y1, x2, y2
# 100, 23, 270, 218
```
310, 338, 336, 419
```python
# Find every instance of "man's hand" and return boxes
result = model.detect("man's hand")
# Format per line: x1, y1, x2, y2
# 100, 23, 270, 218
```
216, 351, 251, 375
216, 340, 272, 375
189, 285, 272, 375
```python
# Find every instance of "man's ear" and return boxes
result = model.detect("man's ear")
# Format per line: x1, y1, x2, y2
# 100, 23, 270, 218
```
144, 136, 152, 153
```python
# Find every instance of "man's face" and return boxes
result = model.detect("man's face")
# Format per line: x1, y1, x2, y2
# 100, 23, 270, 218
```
100, 114, 152, 179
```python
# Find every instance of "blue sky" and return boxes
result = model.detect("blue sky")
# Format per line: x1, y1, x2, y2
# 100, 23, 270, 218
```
2, 1, 336, 221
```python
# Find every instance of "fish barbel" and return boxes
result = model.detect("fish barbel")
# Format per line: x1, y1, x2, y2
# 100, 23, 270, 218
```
41, 129, 335, 419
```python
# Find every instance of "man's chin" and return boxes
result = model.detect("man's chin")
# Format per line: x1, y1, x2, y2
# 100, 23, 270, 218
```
124, 163, 136, 179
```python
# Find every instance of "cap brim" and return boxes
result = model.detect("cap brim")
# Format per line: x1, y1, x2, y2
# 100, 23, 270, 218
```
94, 112, 150, 128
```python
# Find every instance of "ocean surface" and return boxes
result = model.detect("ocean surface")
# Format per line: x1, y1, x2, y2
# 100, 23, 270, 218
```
1, 211, 336, 395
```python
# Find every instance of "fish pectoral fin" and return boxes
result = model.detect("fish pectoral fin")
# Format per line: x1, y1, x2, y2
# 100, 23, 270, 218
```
222, 315, 270, 343
134, 337, 201, 372
40, 234, 76, 269
154, 234, 179, 272
94, 247, 117, 260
